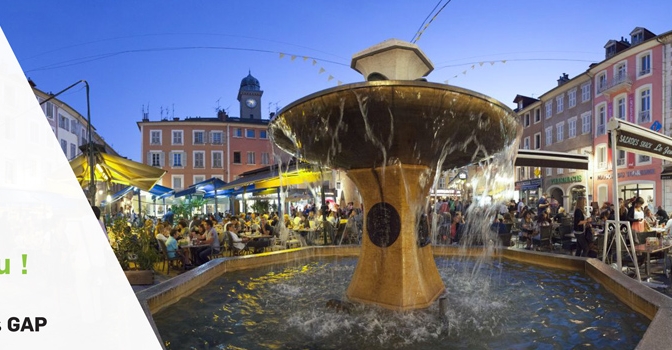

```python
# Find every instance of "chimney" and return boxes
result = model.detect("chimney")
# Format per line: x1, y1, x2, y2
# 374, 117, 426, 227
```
172, 117, 179, 121
557, 73, 570, 86
217, 109, 228, 121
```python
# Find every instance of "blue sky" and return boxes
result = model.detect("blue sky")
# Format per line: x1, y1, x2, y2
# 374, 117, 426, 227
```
2, 0, 671, 161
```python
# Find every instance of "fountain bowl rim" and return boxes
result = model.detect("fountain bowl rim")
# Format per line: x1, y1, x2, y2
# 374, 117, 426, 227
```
270, 80, 517, 125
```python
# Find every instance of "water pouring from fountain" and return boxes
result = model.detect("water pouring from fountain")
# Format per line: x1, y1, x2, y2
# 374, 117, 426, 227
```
270, 39, 521, 310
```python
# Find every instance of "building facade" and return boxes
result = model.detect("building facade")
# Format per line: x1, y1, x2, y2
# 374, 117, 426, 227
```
138, 72, 276, 191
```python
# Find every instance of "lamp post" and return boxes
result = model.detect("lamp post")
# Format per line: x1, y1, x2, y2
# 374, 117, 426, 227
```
40, 80, 95, 205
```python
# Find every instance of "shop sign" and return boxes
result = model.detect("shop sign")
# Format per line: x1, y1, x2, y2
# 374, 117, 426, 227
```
596, 168, 655, 181
515, 178, 543, 191
550, 175, 582, 185
615, 129, 672, 160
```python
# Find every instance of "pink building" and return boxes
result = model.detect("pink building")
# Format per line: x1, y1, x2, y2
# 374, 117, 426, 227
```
590, 28, 665, 207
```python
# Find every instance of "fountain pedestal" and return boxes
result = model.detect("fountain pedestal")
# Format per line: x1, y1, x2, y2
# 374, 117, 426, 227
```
345, 164, 444, 310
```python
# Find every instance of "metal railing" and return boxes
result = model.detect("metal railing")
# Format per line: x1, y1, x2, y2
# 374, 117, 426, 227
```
597, 73, 633, 94
638, 110, 651, 123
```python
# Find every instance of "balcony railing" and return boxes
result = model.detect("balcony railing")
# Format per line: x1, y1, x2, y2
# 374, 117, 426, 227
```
597, 124, 606, 135
617, 158, 626, 166
597, 73, 633, 95
639, 68, 651, 76
638, 110, 651, 123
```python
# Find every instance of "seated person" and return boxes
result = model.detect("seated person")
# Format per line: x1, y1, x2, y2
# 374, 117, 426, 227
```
227, 223, 250, 254
166, 228, 191, 268
196, 220, 220, 265
155, 224, 169, 244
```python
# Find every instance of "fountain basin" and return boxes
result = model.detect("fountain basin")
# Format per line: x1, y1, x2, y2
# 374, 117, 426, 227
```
137, 247, 672, 349
270, 80, 520, 170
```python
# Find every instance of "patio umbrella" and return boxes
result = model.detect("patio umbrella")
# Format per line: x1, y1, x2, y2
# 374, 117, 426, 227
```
69, 151, 166, 192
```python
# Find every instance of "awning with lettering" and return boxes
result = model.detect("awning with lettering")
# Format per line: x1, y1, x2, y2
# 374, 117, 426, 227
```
514, 149, 589, 170
608, 118, 672, 162
662, 166, 672, 180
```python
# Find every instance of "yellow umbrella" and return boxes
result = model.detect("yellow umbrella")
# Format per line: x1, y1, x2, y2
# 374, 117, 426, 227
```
69, 152, 166, 192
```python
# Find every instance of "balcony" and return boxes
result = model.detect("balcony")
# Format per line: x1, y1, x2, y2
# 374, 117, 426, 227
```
597, 73, 633, 96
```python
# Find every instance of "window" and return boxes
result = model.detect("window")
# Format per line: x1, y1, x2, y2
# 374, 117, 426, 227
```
172, 130, 183, 145
150, 130, 161, 145
534, 133, 541, 149
597, 185, 608, 205
58, 114, 69, 131
261, 152, 270, 165
546, 168, 552, 176
597, 72, 607, 94
524, 113, 530, 127
568, 89, 576, 108
638, 154, 651, 163
247, 151, 256, 164
172, 152, 183, 167
212, 151, 223, 168
246, 129, 255, 138
615, 62, 627, 81
568, 117, 577, 138
210, 131, 223, 145
233, 151, 241, 164
193, 131, 205, 145
581, 83, 591, 102
596, 145, 607, 170
172, 175, 183, 190
639, 88, 651, 123
150, 152, 162, 167
596, 104, 606, 136
556, 95, 564, 113
523, 137, 530, 150
70, 143, 77, 159
60, 139, 67, 156
617, 150, 626, 167
557, 168, 563, 175
259, 130, 268, 139
70, 120, 77, 134
639, 52, 651, 76
632, 31, 644, 45
616, 96, 626, 120
545, 127, 553, 146
534, 108, 541, 123
234, 128, 243, 138
545, 101, 552, 119
438, 176, 446, 189
44, 102, 54, 119
193, 175, 205, 184
193, 151, 205, 168
581, 112, 591, 134
556, 122, 564, 142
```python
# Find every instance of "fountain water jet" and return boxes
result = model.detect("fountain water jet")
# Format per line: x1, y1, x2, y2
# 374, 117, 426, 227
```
270, 39, 521, 310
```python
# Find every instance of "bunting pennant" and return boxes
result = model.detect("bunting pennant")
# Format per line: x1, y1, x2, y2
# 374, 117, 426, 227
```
444, 80, 449, 84
312, 59, 317, 66
327, 75, 334, 81
319, 67, 326, 74
502, 60, 507, 63
337, 80, 343, 86
462, 71, 467, 75
303, 56, 309, 61
471, 65, 475, 69
490, 61, 495, 65
277, 52, 343, 87
291, 55, 297, 61
279, 53, 285, 59
479, 62, 484, 66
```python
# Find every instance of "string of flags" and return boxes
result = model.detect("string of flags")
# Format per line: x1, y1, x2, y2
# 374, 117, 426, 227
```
443, 60, 507, 85
279, 52, 342, 86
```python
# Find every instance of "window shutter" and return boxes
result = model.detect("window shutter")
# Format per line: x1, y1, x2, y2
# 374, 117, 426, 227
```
182, 152, 187, 167
159, 152, 165, 167
146, 152, 151, 165
169, 151, 174, 167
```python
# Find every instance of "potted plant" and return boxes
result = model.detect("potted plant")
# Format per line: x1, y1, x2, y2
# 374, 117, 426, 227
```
110, 218, 161, 285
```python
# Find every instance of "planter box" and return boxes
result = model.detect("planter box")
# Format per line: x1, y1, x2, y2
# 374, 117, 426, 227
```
125, 270, 154, 285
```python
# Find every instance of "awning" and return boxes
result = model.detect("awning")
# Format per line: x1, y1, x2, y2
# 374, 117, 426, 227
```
220, 161, 326, 192
608, 118, 672, 162
515, 149, 589, 170
101, 184, 174, 205
174, 177, 227, 198
69, 152, 166, 192
662, 166, 672, 180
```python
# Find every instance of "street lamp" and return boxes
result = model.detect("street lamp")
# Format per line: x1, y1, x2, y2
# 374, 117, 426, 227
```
40, 80, 95, 204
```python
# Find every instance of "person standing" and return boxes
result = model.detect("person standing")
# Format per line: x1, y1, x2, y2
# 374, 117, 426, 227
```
573, 197, 592, 257
537, 193, 550, 217
163, 207, 174, 226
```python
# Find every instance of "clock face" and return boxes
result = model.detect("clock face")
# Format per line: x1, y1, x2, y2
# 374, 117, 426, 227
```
245, 98, 257, 108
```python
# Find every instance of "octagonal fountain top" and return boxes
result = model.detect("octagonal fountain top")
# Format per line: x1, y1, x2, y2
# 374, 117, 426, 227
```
270, 39, 521, 172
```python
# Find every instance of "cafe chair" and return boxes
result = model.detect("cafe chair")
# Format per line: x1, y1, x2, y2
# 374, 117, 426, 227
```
536, 226, 553, 251
157, 240, 183, 274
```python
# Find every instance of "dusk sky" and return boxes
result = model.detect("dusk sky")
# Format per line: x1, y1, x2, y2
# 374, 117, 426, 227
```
2, 1, 671, 161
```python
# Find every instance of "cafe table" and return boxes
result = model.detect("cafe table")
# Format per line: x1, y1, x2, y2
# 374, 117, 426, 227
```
634, 238, 672, 277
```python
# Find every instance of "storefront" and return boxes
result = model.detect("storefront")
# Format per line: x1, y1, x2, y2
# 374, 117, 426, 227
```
547, 174, 585, 212
515, 178, 542, 207
594, 167, 660, 211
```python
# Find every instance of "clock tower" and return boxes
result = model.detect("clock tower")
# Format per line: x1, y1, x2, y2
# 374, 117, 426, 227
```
237, 71, 263, 119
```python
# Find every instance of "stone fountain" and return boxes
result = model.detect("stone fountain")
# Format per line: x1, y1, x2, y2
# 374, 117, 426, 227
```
270, 39, 521, 310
